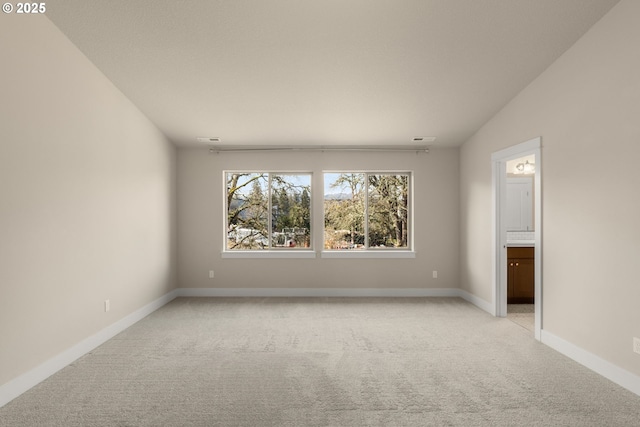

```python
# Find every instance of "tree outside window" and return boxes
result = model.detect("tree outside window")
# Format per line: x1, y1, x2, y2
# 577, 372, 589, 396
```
324, 172, 410, 250
226, 172, 311, 250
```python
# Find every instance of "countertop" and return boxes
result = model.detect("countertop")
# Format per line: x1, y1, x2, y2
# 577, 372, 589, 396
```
506, 240, 535, 247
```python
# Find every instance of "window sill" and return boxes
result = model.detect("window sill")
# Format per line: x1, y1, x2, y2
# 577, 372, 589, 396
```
321, 250, 416, 259
221, 251, 317, 259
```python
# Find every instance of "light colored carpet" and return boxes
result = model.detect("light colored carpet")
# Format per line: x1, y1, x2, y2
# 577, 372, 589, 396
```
1, 297, 639, 426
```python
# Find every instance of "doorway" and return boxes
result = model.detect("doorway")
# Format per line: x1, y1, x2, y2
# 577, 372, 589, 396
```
491, 137, 542, 340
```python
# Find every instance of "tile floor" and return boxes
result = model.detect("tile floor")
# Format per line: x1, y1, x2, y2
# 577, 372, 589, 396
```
507, 304, 534, 333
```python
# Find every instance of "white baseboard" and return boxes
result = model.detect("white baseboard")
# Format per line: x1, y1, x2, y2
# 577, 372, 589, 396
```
177, 287, 461, 298
541, 330, 640, 397
455, 289, 494, 314
0, 289, 179, 408
177, 288, 496, 318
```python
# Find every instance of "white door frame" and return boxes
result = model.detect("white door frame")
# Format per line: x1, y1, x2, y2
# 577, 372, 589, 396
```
491, 137, 542, 340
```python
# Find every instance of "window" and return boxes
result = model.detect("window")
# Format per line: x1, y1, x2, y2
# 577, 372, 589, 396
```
225, 172, 311, 251
324, 172, 410, 250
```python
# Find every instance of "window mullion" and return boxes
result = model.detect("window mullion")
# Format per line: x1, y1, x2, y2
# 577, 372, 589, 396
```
364, 173, 369, 249
268, 173, 273, 249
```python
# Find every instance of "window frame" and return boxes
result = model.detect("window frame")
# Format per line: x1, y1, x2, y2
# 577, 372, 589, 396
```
321, 171, 415, 258
222, 171, 315, 259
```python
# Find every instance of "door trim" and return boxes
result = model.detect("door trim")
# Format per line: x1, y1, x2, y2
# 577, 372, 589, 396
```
491, 137, 542, 340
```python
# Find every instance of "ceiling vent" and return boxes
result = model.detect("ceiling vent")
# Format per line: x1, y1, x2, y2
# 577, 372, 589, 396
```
197, 137, 221, 143
412, 136, 436, 143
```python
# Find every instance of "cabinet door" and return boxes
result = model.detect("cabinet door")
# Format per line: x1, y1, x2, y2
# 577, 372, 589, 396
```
506, 178, 533, 231
507, 247, 534, 304
507, 261, 516, 299
512, 258, 534, 301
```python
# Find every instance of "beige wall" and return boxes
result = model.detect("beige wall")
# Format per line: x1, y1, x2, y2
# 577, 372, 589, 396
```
0, 17, 177, 385
3, 0, 637, 398
460, 0, 640, 375
177, 148, 459, 291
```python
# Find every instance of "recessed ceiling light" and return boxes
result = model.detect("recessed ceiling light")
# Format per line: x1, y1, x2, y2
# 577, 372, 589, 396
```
197, 137, 221, 143
412, 136, 436, 143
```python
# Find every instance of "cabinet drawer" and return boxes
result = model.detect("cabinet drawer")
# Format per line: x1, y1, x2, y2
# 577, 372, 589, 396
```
507, 247, 534, 259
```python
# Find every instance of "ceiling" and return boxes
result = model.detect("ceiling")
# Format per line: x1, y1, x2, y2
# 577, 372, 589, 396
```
45, 0, 619, 149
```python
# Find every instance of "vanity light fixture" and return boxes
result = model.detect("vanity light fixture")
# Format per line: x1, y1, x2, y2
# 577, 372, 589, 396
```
516, 160, 535, 174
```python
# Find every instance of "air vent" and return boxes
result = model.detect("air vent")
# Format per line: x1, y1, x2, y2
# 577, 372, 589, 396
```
197, 137, 221, 143
412, 136, 436, 143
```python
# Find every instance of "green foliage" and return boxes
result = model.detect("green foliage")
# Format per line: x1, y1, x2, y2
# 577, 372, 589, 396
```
368, 174, 408, 247
227, 173, 311, 249
226, 173, 269, 249
324, 173, 408, 249
227, 171, 408, 250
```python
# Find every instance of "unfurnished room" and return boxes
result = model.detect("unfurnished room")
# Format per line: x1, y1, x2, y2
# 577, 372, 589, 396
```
1, 1, 639, 425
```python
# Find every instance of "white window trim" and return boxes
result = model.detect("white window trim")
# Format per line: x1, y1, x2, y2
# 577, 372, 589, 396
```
321, 250, 416, 259
224, 171, 313, 254
222, 170, 415, 260
221, 250, 317, 259
322, 171, 413, 254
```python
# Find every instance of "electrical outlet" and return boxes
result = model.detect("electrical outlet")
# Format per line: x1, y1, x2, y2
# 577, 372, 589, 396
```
432, 271, 438, 279
104, 299, 110, 312
633, 337, 640, 355
209, 270, 215, 279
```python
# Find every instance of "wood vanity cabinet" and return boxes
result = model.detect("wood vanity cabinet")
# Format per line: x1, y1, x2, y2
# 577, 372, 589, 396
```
507, 247, 534, 304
